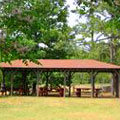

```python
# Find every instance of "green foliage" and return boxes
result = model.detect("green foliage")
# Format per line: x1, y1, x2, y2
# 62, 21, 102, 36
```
69, 0, 120, 84
0, 0, 74, 62
72, 73, 90, 84
74, 0, 120, 63
72, 72, 111, 85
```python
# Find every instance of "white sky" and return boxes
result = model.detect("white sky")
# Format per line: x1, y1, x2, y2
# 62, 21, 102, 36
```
66, 0, 79, 27
66, 0, 87, 27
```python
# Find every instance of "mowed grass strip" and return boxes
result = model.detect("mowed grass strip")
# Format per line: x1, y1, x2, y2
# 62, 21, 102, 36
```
0, 97, 120, 120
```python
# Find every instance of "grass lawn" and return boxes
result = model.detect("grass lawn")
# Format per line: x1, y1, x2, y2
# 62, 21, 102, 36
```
0, 97, 120, 120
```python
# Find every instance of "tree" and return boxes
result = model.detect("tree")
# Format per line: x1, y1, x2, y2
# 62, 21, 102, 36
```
0, 0, 74, 62
74, 0, 120, 64
73, 0, 120, 93
0, 0, 75, 92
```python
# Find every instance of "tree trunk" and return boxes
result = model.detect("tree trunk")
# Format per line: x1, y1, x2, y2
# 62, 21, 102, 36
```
110, 38, 116, 96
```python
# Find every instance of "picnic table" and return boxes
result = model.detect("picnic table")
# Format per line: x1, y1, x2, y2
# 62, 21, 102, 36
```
76, 88, 102, 97
38, 87, 64, 97
38, 87, 48, 96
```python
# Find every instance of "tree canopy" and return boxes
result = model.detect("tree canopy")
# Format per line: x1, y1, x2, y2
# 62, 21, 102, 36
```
0, 0, 74, 62
73, 0, 120, 64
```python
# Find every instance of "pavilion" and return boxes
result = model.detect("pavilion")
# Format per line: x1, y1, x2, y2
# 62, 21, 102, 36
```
0, 59, 120, 98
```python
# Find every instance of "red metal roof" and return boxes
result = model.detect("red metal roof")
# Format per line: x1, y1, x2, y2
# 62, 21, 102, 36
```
0, 59, 120, 70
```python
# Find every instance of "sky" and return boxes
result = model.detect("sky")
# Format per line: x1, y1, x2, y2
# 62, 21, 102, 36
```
66, 0, 87, 27
66, 0, 79, 27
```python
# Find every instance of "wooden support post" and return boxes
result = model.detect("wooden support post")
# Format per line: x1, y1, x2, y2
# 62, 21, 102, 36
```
45, 72, 52, 96
64, 71, 67, 98
10, 72, 14, 96
91, 72, 95, 98
68, 85, 71, 97
46, 72, 49, 96
115, 71, 120, 98
118, 73, 120, 98
116, 77, 119, 98
1, 71, 6, 93
22, 71, 27, 95
68, 72, 72, 97
36, 70, 40, 97
111, 73, 116, 96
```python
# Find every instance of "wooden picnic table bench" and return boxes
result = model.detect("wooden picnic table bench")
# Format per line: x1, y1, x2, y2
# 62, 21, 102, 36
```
76, 88, 102, 97
38, 87, 65, 97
